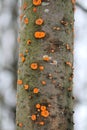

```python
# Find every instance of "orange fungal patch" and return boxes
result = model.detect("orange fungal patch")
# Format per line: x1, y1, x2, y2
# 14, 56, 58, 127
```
31, 114, 36, 121
33, 88, 39, 93
21, 56, 25, 62
24, 85, 29, 90
30, 63, 38, 70
41, 106, 46, 111
17, 80, 23, 85
43, 55, 50, 61
41, 81, 46, 85
41, 110, 49, 117
39, 121, 45, 125
34, 31, 46, 39
33, 0, 42, 6
19, 122, 23, 127
39, 65, 44, 71
24, 17, 29, 24
33, 7, 37, 12
35, 18, 43, 25
36, 104, 41, 109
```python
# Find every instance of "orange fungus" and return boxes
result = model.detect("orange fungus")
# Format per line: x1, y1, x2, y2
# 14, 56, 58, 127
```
19, 122, 23, 127
41, 110, 49, 117
21, 56, 25, 62
35, 18, 43, 25
33, 0, 42, 6
34, 32, 46, 39
17, 80, 23, 85
36, 103, 41, 109
24, 85, 29, 90
31, 114, 36, 120
33, 7, 37, 12
41, 81, 46, 85
33, 88, 39, 93
39, 121, 45, 125
39, 65, 44, 71
24, 17, 29, 24
43, 55, 50, 61
30, 63, 38, 70
41, 106, 46, 111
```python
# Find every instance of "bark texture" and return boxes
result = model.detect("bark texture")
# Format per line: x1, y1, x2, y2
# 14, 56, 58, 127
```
16, 0, 74, 130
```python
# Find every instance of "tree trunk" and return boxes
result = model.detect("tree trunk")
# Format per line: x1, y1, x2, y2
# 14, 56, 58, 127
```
16, 0, 74, 130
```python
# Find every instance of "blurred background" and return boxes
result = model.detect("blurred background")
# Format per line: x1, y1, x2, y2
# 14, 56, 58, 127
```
0, 0, 87, 130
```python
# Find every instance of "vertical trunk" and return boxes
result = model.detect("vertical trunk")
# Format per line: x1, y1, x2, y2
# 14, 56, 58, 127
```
16, 0, 74, 130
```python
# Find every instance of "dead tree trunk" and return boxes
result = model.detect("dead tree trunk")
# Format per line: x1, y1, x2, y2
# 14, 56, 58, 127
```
16, 0, 74, 130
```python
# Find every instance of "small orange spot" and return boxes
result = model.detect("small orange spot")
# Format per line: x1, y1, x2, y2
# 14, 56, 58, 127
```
19, 122, 23, 127
31, 114, 36, 121
33, 88, 39, 93
41, 110, 49, 117
17, 80, 23, 85
24, 17, 29, 24
30, 63, 38, 70
33, 7, 37, 12
25, 49, 29, 53
24, 85, 29, 90
35, 18, 44, 25
21, 56, 25, 62
33, 0, 42, 6
41, 81, 46, 85
43, 55, 50, 61
34, 32, 46, 39
27, 39, 31, 45
39, 65, 44, 71
36, 104, 41, 109
39, 121, 45, 125
41, 106, 46, 111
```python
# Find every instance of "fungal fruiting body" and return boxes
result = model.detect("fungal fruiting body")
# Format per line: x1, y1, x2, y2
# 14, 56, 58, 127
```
17, 80, 23, 85
30, 63, 38, 70
35, 18, 44, 25
31, 114, 36, 121
33, 0, 42, 6
34, 32, 46, 39
24, 17, 29, 24
33, 88, 39, 93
